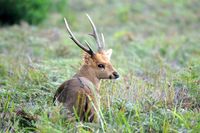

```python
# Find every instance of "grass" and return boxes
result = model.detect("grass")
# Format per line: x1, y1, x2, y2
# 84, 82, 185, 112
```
0, 0, 200, 132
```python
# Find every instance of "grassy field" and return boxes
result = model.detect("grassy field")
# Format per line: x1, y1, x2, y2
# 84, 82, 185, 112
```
0, 0, 200, 132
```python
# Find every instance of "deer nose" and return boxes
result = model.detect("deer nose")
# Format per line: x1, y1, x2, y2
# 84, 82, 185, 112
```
113, 71, 119, 79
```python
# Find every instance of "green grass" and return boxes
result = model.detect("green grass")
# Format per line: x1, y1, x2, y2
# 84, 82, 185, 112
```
0, 0, 200, 132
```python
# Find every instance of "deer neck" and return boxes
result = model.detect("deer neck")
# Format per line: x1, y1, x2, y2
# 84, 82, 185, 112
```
74, 65, 100, 90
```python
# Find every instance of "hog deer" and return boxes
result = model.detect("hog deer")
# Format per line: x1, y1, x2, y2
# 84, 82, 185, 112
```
53, 14, 119, 122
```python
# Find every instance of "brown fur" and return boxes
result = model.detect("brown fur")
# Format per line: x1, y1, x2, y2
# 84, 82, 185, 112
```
53, 50, 119, 122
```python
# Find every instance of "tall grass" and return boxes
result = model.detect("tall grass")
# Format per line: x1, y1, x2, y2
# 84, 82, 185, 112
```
0, 0, 200, 132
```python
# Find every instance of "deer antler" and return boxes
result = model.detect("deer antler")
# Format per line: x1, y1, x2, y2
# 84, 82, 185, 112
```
86, 14, 104, 51
64, 18, 94, 56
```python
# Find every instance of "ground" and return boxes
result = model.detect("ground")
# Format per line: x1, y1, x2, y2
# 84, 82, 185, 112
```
0, 0, 200, 132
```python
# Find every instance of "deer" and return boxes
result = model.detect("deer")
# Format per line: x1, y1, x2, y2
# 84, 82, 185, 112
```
53, 14, 119, 122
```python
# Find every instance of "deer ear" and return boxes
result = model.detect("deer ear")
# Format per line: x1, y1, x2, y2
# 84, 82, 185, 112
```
105, 49, 112, 60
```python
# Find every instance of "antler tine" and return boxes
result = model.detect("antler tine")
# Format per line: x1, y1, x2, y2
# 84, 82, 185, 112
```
84, 40, 94, 55
86, 14, 103, 51
101, 33, 105, 49
64, 18, 94, 55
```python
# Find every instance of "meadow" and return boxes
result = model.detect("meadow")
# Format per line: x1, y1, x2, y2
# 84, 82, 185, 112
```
0, 0, 200, 132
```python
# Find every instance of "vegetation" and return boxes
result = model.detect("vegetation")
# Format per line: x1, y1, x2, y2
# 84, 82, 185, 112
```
0, 0, 68, 25
0, 0, 199, 132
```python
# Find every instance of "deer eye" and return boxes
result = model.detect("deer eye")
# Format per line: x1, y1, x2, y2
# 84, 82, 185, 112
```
98, 64, 105, 69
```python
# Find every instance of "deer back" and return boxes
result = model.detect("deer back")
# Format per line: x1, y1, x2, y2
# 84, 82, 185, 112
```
53, 77, 99, 122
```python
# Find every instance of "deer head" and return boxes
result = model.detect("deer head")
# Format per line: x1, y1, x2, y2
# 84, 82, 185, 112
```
64, 14, 119, 80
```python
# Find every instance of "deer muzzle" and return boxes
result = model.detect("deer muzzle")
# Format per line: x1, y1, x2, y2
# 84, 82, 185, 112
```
112, 71, 119, 79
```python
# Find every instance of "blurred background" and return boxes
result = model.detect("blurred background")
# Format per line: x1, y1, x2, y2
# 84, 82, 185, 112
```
0, 0, 200, 132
